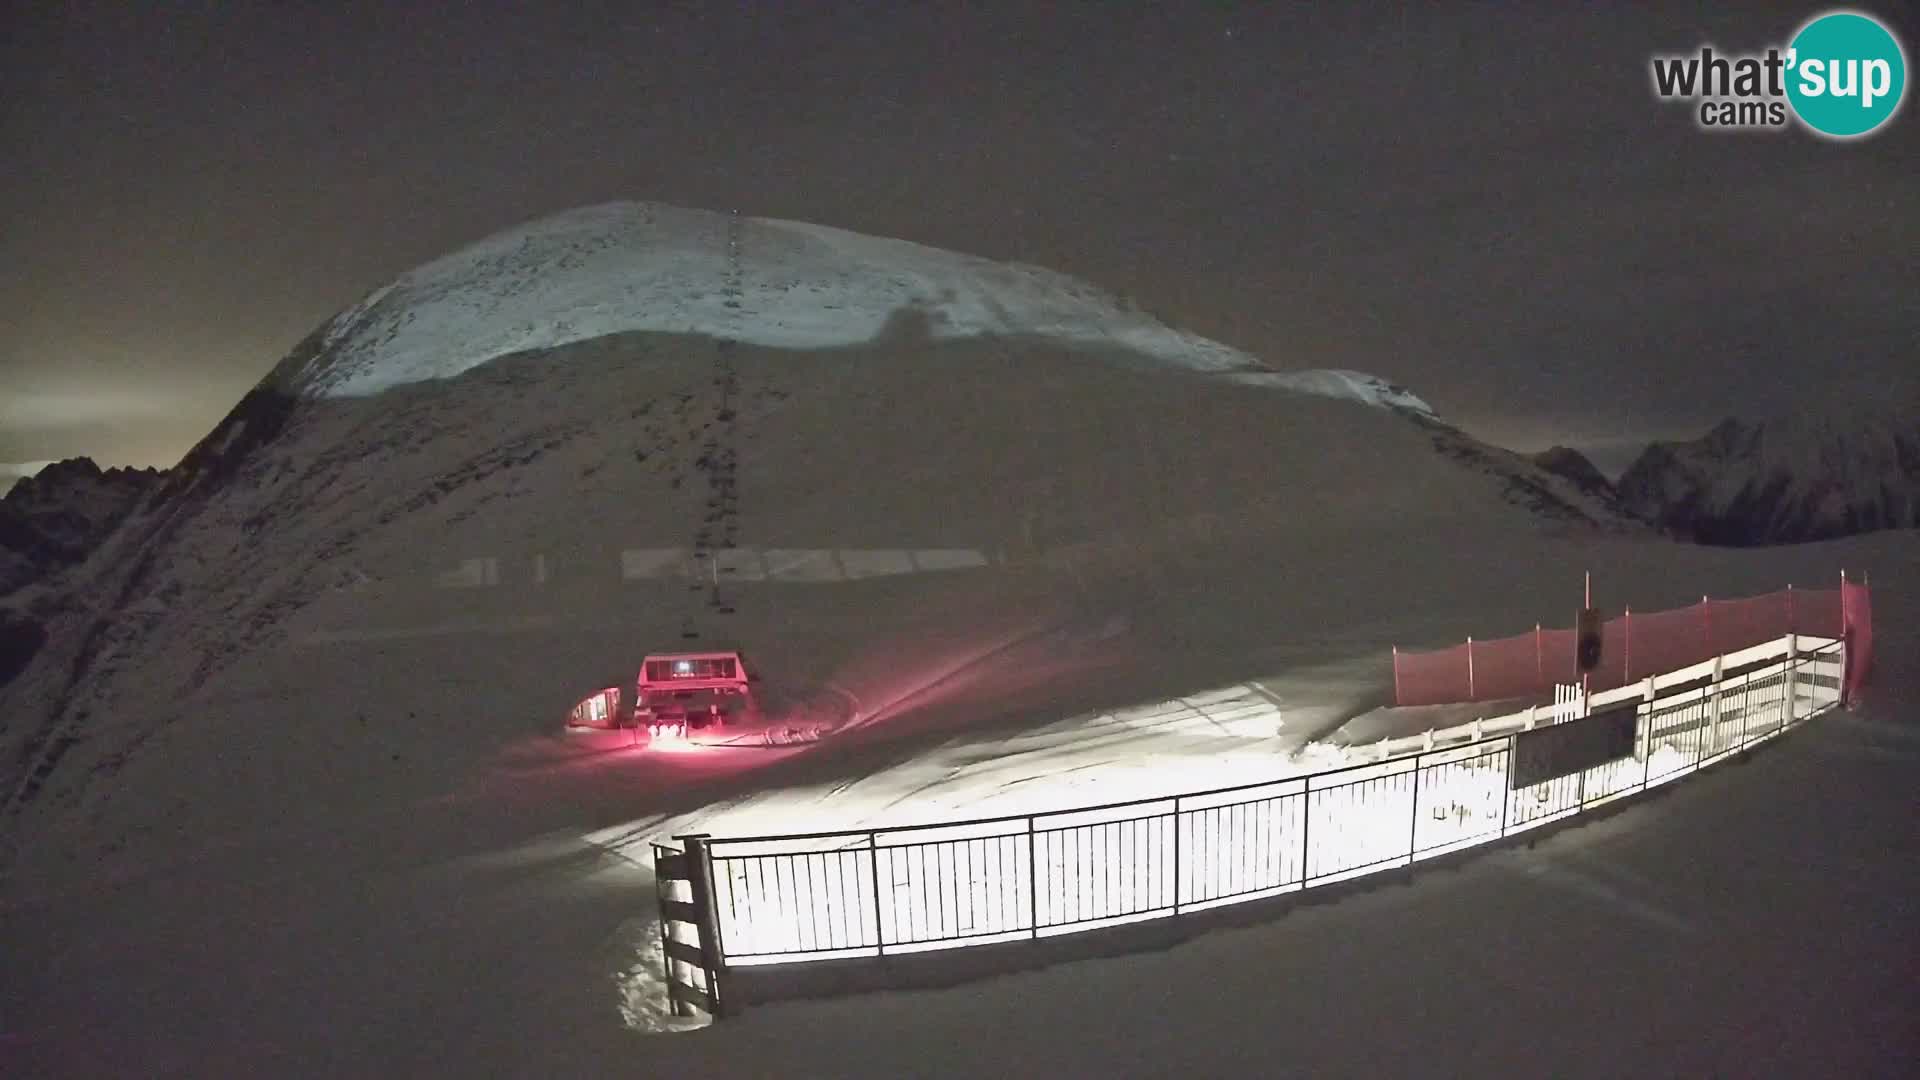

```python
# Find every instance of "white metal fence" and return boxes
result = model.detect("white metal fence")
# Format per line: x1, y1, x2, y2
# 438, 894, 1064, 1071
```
674, 635, 1843, 967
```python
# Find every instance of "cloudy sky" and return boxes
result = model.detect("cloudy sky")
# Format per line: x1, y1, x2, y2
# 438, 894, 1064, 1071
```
3, 2, 1915, 479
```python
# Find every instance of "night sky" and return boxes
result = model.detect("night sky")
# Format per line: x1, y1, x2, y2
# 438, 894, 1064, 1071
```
4, 2, 1915, 481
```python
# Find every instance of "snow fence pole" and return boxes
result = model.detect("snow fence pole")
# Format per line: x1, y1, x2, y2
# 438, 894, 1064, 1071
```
1466, 637, 1475, 701
1535, 624, 1544, 690
1392, 646, 1402, 707
1624, 608, 1632, 683
1702, 596, 1711, 664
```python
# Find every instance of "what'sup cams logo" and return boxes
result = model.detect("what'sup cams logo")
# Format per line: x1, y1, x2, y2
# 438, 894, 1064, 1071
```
1651, 9, 1907, 138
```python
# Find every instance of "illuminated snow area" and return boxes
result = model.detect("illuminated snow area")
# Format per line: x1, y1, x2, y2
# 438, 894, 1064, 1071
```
3, 530, 1908, 1076
624, 638, 1836, 975
604, 684, 1348, 845
285, 202, 1431, 413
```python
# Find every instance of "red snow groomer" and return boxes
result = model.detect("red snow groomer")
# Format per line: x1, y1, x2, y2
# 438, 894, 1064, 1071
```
566, 651, 759, 745
635, 651, 757, 742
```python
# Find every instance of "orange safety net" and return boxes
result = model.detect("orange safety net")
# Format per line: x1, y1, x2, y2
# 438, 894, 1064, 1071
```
1393, 583, 1861, 706
1842, 579, 1874, 705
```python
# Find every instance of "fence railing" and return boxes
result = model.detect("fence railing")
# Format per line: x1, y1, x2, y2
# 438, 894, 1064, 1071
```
667, 634, 1844, 970
1363, 631, 1809, 762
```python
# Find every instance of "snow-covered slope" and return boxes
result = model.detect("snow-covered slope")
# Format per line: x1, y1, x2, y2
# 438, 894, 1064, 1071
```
282, 201, 1432, 413
1618, 404, 1919, 545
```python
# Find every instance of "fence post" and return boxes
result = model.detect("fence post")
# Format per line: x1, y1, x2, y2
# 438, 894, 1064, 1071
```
1535, 624, 1544, 689
1300, 786, 1313, 883
1701, 596, 1712, 659
1783, 634, 1798, 728
1839, 570, 1853, 707
870, 833, 887, 953
1639, 673, 1656, 761
1710, 653, 1725, 753
1407, 760, 1423, 862
1640, 699, 1654, 788
1466, 637, 1476, 700
1498, 735, 1515, 835
680, 834, 729, 1019
1025, 818, 1039, 938
1171, 799, 1183, 913
1787, 584, 1796, 634
653, 845, 690, 1018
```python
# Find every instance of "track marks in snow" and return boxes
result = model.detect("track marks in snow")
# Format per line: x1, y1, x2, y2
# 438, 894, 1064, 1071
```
688, 213, 747, 620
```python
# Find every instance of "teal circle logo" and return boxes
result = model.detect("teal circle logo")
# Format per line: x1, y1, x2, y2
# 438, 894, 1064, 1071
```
1786, 11, 1907, 138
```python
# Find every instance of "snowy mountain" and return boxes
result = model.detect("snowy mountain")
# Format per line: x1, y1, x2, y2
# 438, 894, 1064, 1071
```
284, 201, 1434, 413
0, 457, 166, 598
1533, 446, 1612, 497
1617, 406, 1920, 546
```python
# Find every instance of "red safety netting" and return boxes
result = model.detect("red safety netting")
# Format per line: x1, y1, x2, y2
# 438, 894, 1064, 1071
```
1537, 626, 1579, 688
1393, 581, 1866, 706
1394, 640, 1472, 706
1465, 633, 1544, 703
1795, 587, 1844, 639
1705, 592, 1788, 658
1842, 580, 1874, 705
1620, 605, 1706, 685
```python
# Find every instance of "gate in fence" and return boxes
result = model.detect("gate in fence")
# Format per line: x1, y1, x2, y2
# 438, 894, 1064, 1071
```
651, 633, 1847, 1017
651, 838, 727, 1019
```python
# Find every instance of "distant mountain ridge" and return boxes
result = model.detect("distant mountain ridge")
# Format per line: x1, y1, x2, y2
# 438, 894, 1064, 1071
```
0, 457, 167, 597
1616, 404, 1919, 545
1532, 445, 1622, 498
